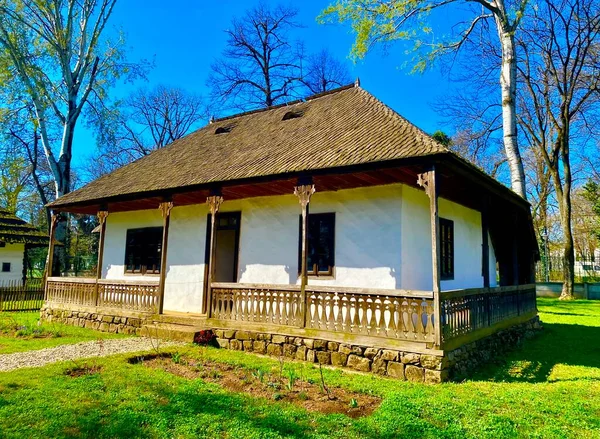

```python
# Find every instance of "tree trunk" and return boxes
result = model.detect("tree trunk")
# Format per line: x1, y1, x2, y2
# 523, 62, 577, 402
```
559, 199, 575, 300
556, 131, 575, 300
51, 120, 75, 275
497, 26, 527, 199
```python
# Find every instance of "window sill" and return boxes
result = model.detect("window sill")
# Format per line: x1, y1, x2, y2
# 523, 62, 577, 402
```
123, 272, 160, 277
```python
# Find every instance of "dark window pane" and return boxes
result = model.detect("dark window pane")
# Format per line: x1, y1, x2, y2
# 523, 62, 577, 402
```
440, 218, 454, 280
299, 213, 335, 276
124, 227, 163, 275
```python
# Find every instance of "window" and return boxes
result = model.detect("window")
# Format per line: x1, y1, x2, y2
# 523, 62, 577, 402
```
299, 213, 335, 276
124, 227, 163, 274
215, 124, 234, 134
282, 110, 304, 121
1, 262, 10, 273
440, 218, 454, 280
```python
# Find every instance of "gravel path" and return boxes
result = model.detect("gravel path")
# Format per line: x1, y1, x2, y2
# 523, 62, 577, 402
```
0, 338, 184, 372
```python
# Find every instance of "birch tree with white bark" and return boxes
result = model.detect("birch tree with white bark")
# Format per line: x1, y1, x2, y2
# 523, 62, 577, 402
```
320, 0, 529, 199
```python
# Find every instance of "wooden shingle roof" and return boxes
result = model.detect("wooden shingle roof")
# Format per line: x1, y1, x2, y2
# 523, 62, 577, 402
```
0, 208, 49, 246
50, 85, 452, 208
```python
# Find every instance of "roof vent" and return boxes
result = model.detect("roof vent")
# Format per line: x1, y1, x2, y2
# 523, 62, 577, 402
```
282, 110, 304, 121
215, 125, 234, 134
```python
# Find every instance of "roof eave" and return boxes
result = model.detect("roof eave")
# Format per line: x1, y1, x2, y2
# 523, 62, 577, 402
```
47, 152, 529, 213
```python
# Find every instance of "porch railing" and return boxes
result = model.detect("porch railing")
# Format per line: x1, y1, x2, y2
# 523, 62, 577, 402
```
440, 284, 537, 346
211, 282, 537, 348
211, 282, 437, 343
46, 277, 160, 313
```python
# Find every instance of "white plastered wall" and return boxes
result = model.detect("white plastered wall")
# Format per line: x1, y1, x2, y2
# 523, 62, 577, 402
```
0, 243, 24, 283
100, 183, 497, 313
102, 205, 208, 312
226, 184, 403, 289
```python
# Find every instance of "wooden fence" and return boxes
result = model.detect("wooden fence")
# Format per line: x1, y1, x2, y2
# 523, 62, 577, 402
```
46, 277, 160, 313
0, 278, 45, 312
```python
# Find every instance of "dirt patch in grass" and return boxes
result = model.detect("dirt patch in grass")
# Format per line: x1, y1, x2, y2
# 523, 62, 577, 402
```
135, 354, 381, 418
64, 364, 103, 377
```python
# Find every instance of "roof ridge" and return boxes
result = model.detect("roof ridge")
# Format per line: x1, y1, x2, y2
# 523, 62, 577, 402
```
212, 82, 356, 123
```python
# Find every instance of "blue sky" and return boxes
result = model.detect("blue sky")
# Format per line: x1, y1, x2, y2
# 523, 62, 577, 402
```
75, 0, 470, 169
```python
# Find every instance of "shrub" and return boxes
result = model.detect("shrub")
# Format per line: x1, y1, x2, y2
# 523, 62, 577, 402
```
193, 330, 217, 346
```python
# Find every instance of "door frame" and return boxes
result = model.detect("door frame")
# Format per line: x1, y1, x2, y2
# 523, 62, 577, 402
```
205, 211, 242, 282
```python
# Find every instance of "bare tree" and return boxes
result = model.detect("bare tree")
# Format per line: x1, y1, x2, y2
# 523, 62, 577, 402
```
90, 85, 207, 178
321, 0, 529, 199
208, 3, 302, 110
517, 0, 600, 298
301, 49, 352, 94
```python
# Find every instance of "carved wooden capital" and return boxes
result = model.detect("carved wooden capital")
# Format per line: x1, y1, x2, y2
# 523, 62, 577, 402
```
417, 171, 435, 199
294, 184, 315, 208
50, 212, 60, 228
97, 211, 109, 225
206, 195, 223, 216
158, 201, 174, 219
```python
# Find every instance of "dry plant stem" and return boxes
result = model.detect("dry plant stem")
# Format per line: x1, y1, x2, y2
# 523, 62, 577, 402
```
318, 362, 333, 400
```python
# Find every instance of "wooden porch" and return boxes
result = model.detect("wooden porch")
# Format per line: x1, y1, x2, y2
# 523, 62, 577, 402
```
45, 277, 536, 351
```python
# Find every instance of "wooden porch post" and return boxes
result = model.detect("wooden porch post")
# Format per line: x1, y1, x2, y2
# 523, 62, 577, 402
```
94, 210, 109, 306
206, 194, 223, 318
481, 198, 490, 289
43, 213, 60, 288
294, 181, 315, 328
157, 201, 173, 314
512, 214, 520, 286
417, 167, 442, 348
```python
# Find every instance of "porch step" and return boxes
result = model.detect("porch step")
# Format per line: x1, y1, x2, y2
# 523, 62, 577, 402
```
141, 323, 207, 343
152, 313, 208, 327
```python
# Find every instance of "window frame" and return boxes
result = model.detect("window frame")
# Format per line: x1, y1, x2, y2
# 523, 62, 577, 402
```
298, 212, 336, 277
439, 217, 455, 281
123, 227, 163, 275
1, 262, 10, 273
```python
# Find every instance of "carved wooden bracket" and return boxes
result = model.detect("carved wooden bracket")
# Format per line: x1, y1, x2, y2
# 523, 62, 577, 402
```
97, 211, 109, 225
158, 201, 174, 219
206, 195, 223, 216
50, 212, 60, 228
49, 213, 60, 243
417, 171, 435, 199
294, 184, 315, 208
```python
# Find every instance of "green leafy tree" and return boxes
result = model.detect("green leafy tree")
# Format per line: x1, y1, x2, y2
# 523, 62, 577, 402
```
320, 0, 529, 199
432, 130, 452, 147
583, 181, 600, 241
0, 0, 147, 274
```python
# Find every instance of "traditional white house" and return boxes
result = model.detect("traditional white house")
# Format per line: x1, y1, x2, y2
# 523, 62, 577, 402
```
43, 84, 539, 381
0, 207, 48, 285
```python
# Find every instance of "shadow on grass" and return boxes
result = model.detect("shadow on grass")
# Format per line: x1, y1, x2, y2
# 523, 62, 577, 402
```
54, 377, 407, 439
472, 321, 600, 383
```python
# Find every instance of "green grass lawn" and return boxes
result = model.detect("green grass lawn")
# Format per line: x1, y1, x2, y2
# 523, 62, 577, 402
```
0, 298, 598, 438
0, 312, 124, 354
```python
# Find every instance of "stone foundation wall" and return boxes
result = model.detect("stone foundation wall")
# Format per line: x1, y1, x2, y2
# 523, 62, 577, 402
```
213, 329, 449, 383
40, 306, 148, 335
41, 304, 541, 383
448, 315, 542, 380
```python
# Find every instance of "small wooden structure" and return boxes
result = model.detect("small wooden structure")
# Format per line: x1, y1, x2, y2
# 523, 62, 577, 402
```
0, 207, 48, 284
